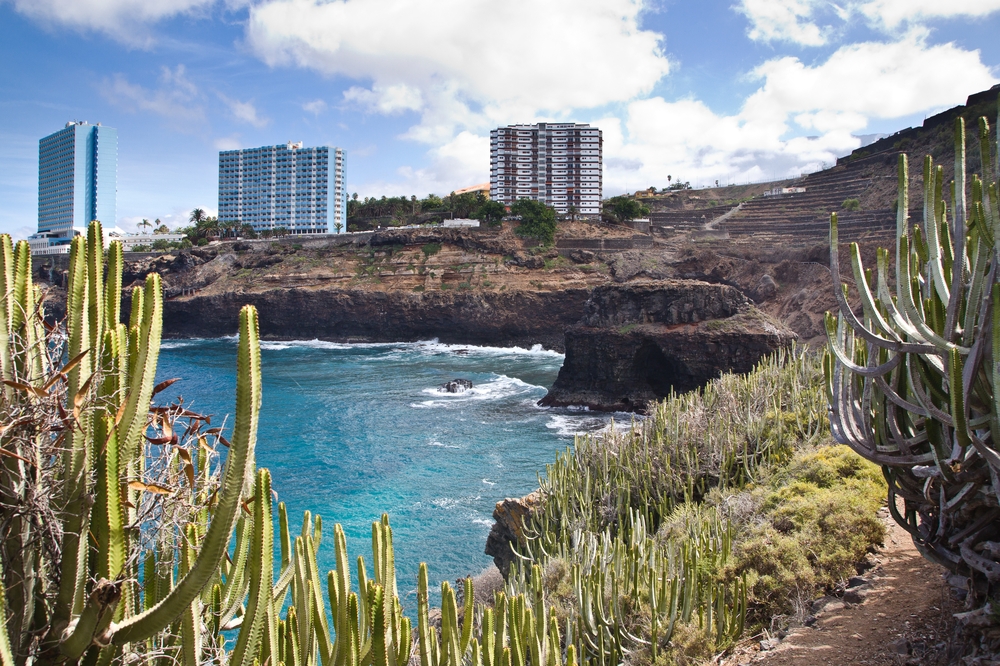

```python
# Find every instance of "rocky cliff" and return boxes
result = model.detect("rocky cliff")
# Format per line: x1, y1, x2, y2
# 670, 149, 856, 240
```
539, 282, 796, 411
153, 288, 591, 350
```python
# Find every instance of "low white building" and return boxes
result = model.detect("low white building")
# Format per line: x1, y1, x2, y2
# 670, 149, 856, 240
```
442, 218, 480, 228
113, 230, 187, 252
28, 226, 187, 255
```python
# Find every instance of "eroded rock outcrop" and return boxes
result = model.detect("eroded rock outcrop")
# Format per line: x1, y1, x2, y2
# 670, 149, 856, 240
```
484, 491, 542, 577
539, 281, 795, 412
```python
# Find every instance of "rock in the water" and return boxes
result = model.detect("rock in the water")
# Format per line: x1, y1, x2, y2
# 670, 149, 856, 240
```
539, 281, 796, 412
442, 379, 473, 393
485, 491, 542, 577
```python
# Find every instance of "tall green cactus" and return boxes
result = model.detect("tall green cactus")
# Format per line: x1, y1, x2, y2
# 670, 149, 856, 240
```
826, 112, 1000, 589
0, 223, 264, 663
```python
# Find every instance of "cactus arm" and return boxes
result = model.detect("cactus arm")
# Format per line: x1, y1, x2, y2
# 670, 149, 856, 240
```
92, 413, 125, 582
104, 241, 122, 329
948, 348, 971, 453
850, 243, 898, 340
86, 222, 105, 366
51, 236, 93, 633
824, 312, 902, 376
897, 236, 969, 353
111, 305, 261, 645
180, 524, 202, 666
829, 213, 928, 352
0, 235, 14, 397
922, 156, 951, 303
117, 273, 163, 467
0, 554, 15, 666
945, 120, 968, 342
220, 516, 253, 627
231, 470, 278, 666
417, 564, 431, 666
459, 577, 474, 656
58, 581, 123, 661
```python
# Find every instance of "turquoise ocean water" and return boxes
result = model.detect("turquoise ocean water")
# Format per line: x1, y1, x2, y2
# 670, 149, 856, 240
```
156, 338, 619, 606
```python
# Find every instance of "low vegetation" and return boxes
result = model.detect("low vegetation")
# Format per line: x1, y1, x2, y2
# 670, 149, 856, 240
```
497, 347, 887, 665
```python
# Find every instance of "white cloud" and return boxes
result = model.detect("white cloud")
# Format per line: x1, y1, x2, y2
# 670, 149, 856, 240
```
302, 99, 327, 115
8, 0, 214, 44
600, 33, 997, 193
737, 0, 1000, 45
737, 0, 829, 46
357, 131, 489, 198
102, 65, 204, 124
857, 0, 1000, 30
247, 0, 669, 119
217, 93, 270, 127
343, 84, 423, 114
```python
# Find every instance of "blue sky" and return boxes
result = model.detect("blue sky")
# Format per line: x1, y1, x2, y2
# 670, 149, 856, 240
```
1, 0, 999, 237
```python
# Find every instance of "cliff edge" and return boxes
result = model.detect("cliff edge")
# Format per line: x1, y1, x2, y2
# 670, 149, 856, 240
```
539, 281, 796, 412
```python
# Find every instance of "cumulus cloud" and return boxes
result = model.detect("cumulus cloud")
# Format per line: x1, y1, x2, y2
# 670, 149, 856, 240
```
737, 0, 830, 46
217, 93, 269, 127
7, 0, 214, 44
247, 0, 669, 122
600, 33, 997, 193
102, 65, 204, 124
857, 0, 1000, 30
737, 0, 1000, 45
343, 84, 423, 114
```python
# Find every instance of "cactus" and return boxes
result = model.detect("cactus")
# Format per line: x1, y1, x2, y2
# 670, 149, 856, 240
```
826, 112, 1000, 590
0, 223, 263, 662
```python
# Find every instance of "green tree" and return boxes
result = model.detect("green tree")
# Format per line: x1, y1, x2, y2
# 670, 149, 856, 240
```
152, 238, 170, 250
511, 198, 557, 245
154, 224, 171, 234
137, 218, 152, 232
189, 208, 207, 225
334, 222, 344, 234
605, 195, 650, 224
474, 200, 507, 227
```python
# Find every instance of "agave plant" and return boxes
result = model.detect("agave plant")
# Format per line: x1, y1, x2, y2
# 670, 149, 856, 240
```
826, 112, 1000, 590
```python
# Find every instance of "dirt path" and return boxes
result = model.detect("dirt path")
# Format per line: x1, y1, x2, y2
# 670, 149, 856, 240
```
729, 511, 965, 665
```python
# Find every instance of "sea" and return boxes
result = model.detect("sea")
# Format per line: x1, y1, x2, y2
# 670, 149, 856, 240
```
155, 338, 628, 606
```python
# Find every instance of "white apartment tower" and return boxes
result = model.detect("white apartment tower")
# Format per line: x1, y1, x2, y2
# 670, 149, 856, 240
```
218, 142, 347, 235
489, 123, 602, 217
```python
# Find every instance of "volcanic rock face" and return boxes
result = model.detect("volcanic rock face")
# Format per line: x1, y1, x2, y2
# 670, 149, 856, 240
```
154, 288, 592, 351
539, 281, 795, 412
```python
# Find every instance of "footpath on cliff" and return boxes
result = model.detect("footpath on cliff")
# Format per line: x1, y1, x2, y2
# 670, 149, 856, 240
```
722, 509, 995, 666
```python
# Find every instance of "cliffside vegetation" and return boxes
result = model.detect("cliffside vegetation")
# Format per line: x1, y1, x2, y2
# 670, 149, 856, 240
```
498, 348, 886, 665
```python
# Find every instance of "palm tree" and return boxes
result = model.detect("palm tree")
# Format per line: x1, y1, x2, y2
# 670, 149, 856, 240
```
137, 218, 152, 233
334, 222, 343, 234
190, 208, 207, 225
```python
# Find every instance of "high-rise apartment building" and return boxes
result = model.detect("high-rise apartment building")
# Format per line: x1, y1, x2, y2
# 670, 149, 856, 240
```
489, 123, 602, 217
34, 121, 117, 251
218, 142, 346, 235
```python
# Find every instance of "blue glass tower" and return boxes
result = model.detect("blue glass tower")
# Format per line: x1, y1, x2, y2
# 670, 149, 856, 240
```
36, 121, 118, 247
218, 142, 347, 235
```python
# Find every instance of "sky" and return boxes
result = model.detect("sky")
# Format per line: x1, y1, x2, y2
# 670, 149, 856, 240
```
1, 0, 1000, 238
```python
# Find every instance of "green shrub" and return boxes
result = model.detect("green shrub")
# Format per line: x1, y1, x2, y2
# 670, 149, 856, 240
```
422, 242, 442, 257
511, 199, 557, 245
841, 198, 861, 211
727, 445, 886, 620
